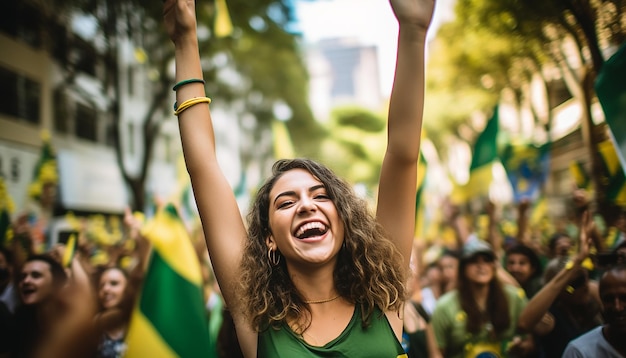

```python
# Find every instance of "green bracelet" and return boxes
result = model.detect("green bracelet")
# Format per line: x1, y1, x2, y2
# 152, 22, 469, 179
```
172, 78, 205, 91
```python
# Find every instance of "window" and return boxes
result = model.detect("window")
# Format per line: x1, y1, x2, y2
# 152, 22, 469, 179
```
0, 66, 41, 124
0, 1, 43, 48
105, 120, 116, 148
75, 103, 97, 141
71, 37, 97, 77
53, 89, 70, 134
50, 23, 69, 67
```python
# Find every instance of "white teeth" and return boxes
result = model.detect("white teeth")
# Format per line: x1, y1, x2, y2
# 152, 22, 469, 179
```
296, 222, 326, 238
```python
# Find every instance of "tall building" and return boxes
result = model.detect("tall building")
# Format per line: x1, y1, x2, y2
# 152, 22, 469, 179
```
306, 38, 382, 121
0, 1, 181, 242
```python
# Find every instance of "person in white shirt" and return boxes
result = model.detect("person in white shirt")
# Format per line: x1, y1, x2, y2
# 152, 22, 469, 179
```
562, 265, 626, 358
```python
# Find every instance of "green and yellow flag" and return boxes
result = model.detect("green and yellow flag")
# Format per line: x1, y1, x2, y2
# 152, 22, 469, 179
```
0, 177, 14, 247
458, 106, 499, 202
595, 42, 626, 175
598, 139, 626, 206
415, 150, 428, 239
569, 160, 591, 190
124, 204, 211, 357
61, 234, 77, 267
28, 131, 58, 201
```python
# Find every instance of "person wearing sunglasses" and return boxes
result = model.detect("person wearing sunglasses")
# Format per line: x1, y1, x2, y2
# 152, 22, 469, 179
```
431, 239, 533, 358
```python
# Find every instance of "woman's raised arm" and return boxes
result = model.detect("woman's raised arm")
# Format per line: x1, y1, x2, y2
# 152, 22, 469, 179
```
376, 0, 435, 268
164, 0, 247, 318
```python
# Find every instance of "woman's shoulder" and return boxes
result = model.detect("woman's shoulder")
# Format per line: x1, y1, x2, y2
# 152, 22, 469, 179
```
437, 290, 458, 303
432, 290, 459, 314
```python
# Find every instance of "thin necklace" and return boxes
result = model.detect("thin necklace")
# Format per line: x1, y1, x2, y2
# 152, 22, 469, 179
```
304, 294, 341, 304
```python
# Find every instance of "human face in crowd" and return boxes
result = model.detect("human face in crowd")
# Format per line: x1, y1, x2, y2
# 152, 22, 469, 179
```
554, 236, 572, 257
424, 264, 442, 288
506, 253, 534, 285
464, 254, 495, 286
98, 268, 128, 310
600, 268, 626, 334
19, 260, 55, 305
438, 255, 458, 289
267, 169, 344, 269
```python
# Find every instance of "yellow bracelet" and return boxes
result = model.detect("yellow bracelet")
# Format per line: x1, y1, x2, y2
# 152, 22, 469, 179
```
174, 97, 212, 116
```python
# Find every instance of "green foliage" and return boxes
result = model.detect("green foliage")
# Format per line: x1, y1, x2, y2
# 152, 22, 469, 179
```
423, 0, 625, 161
332, 106, 386, 133
315, 106, 387, 193
59, 0, 321, 208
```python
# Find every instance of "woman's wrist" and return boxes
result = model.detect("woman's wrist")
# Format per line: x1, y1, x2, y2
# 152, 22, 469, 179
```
174, 31, 199, 51
398, 22, 429, 41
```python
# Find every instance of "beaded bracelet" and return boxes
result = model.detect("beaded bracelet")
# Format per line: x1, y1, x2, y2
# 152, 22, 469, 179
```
174, 97, 212, 116
172, 78, 205, 91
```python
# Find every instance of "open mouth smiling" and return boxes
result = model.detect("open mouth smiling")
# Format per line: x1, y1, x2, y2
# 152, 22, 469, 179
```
295, 222, 328, 239
21, 286, 36, 298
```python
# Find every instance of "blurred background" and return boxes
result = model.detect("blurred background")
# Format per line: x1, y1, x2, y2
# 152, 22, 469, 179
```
1, 0, 625, 248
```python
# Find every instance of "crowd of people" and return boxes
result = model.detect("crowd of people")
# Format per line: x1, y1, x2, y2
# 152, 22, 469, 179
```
1, 0, 625, 357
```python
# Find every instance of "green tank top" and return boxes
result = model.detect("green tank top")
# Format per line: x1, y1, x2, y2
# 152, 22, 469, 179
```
257, 305, 407, 357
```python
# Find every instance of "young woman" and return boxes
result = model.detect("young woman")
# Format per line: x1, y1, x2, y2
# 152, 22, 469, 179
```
163, 0, 434, 355
94, 267, 131, 358
94, 209, 150, 358
431, 240, 532, 358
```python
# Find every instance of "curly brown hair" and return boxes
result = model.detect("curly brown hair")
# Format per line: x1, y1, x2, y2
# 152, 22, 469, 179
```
240, 158, 407, 334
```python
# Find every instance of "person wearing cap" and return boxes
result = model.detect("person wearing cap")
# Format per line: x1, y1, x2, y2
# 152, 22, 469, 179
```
431, 238, 533, 358
561, 265, 626, 357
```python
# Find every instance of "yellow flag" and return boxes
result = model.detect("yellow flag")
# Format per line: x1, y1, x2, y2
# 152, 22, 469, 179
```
62, 234, 77, 267
272, 120, 295, 159
214, 0, 233, 38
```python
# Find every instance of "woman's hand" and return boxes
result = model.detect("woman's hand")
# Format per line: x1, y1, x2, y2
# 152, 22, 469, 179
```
389, 0, 435, 31
163, 0, 198, 45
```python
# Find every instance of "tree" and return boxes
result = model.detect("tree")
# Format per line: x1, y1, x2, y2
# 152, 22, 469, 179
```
467, 0, 626, 223
58, 0, 322, 210
425, 0, 626, 222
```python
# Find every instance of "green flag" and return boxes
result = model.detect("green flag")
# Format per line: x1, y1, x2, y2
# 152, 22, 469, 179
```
598, 140, 626, 206
415, 150, 427, 238
0, 177, 14, 247
465, 106, 500, 199
124, 204, 211, 357
595, 42, 626, 175
569, 160, 591, 190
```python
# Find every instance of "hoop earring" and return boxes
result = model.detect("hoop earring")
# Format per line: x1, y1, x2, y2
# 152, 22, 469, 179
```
268, 248, 280, 266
